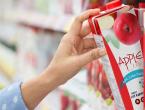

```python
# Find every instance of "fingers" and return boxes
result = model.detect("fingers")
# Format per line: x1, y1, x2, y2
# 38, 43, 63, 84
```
69, 9, 100, 36
82, 48, 92, 54
83, 38, 97, 49
77, 48, 106, 67
80, 21, 91, 37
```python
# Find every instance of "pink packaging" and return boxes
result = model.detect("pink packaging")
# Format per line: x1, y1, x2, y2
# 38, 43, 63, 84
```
88, 1, 144, 110
86, 60, 116, 110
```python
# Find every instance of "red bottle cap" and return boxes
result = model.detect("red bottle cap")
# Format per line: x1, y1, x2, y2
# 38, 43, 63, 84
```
139, 3, 145, 8
106, 0, 122, 10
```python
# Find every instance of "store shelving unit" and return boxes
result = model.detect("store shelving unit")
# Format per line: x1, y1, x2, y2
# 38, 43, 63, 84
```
4, 10, 75, 33
59, 70, 88, 103
0, 43, 16, 80
0, 9, 93, 110
0, 0, 114, 110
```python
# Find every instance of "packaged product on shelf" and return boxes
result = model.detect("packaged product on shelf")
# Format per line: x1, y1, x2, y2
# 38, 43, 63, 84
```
122, 0, 139, 7
83, 0, 110, 10
88, 1, 144, 110
0, 83, 4, 90
122, 0, 145, 8
0, 73, 10, 89
61, 93, 70, 110
16, 27, 62, 81
60, 92, 80, 110
35, 0, 49, 14
86, 60, 116, 110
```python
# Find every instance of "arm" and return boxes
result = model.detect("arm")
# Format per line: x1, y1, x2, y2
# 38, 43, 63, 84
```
21, 9, 106, 110
0, 82, 27, 110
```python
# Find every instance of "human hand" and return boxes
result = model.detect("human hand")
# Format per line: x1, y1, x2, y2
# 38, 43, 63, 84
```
21, 9, 106, 110
47, 9, 106, 84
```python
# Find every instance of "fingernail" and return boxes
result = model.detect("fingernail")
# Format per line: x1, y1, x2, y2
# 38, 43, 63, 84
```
98, 48, 106, 56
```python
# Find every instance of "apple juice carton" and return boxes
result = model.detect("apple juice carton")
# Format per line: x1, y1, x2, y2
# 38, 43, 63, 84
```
88, 1, 144, 110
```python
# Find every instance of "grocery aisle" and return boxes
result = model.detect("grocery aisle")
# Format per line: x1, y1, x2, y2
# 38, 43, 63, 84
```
0, 0, 108, 109
0, 0, 144, 110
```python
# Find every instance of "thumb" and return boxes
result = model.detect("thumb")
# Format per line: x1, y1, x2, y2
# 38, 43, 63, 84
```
77, 48, 106, 67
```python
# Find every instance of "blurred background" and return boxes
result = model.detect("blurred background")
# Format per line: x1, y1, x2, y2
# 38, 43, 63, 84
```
0, 0, 141, 110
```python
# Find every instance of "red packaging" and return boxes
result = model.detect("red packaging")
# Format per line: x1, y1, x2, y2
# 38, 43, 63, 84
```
88, 0, 144, 110
139, 2, 145, 110
87, 60, 116, 110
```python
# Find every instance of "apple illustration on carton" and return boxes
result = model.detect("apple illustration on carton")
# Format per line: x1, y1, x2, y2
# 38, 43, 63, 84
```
113, 13, 143, 45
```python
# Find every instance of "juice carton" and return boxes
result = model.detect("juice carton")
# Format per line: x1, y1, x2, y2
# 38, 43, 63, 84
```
138, 2, 145, 109
86, 60, 116, 110
88, 1, 144, 110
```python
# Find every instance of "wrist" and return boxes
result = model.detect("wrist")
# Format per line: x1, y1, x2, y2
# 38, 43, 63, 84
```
44, 65, 68, 86
41, 68, 59, 88
21, 68, 60, 109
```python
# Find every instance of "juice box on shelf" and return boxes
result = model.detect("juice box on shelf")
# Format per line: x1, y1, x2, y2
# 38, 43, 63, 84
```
88, 0, 144, 110
86, 60, 116, 110
60, 92, 80, 110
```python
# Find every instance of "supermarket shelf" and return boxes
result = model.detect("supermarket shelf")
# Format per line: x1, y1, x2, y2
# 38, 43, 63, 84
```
4, 10, 75, 33
0, 43, 16, 80
59, 69, 88, 101
0, 71, 11, 88
80, 104, 94, 110
73, 69, 87, 84
0, 23, 18, 47
58, 69, 89, 103
59, 79, 96, 110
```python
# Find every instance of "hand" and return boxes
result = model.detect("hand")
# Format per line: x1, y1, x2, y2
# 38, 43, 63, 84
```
21, 9, 106, 110
48, 9, 106, 84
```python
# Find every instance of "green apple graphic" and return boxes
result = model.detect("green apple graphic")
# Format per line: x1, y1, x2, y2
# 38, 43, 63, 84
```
103, 30, 120, 49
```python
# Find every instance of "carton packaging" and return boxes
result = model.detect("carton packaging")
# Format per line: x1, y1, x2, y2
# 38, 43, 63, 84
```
86, 60, 116, 110
88, 1, 144, 110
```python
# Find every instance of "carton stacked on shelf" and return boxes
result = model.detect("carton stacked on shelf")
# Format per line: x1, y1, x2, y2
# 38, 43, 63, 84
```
86, 60, 116, 110
60, 92, 81, 110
